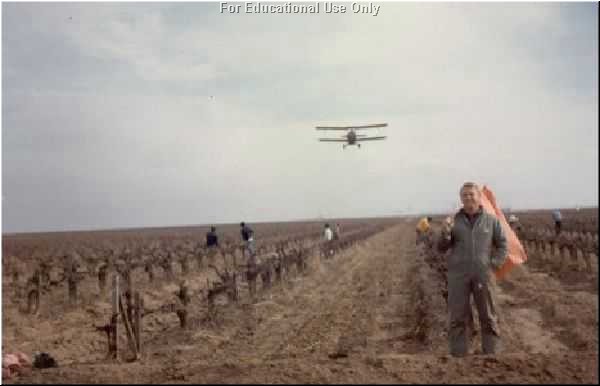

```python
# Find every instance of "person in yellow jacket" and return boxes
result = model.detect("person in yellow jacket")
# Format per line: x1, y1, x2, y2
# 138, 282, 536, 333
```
416, 216, 433, 245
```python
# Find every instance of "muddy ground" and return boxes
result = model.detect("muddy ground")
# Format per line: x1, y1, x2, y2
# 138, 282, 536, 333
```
3, 220, 598, 384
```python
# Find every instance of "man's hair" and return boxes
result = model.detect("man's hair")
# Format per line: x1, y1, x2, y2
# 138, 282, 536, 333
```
427, 216, 433, 222
211, 226, 216, 232
240, 222, 245, 227
460, 181, 480, 194
324, 223, 329, 228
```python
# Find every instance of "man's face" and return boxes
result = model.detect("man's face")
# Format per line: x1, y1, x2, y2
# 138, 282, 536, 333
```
460, 186, 481, 214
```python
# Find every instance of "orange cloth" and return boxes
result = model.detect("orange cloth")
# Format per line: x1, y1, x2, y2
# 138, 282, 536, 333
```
416, 217, 430, 233
480, 186, 528, 280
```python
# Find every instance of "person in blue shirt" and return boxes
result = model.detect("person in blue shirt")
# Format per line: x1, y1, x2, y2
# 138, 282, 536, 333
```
552, 210, 562, 235
240, 222, 256, 256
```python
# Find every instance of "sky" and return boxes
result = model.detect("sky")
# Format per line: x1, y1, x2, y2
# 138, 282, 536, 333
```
1, 1, 598, 233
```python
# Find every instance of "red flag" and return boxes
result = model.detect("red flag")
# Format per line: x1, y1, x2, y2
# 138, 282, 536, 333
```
480, 185, 528, 280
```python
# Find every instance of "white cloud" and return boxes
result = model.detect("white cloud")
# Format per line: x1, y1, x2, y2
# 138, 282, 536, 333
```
2, 2, 597, 232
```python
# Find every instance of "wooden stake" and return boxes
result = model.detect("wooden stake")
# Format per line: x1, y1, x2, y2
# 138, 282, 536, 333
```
134, 292, 142, 355
67, 256, 77, 305
125, 285, 134, 327
119, 295, 139, 359
111, 274, 119, 360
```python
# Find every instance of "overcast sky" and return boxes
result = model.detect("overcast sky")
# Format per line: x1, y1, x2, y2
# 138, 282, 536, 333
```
2, 2, 598, 233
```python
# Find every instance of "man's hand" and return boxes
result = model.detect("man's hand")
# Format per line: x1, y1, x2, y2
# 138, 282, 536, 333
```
436, 216, 454, 253
441, 216, 454, 237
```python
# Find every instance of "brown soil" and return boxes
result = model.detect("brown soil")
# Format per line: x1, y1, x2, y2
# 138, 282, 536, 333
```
3, 221, 598, 384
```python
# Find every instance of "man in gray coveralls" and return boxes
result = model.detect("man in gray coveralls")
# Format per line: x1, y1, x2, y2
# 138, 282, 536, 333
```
438, 182, 508, 357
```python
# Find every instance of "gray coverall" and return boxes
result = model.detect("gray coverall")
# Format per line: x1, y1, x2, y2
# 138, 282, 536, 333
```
438, 207, 508, 356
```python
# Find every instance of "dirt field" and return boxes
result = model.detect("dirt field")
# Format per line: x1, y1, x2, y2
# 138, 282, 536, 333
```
2, 218, 598, 384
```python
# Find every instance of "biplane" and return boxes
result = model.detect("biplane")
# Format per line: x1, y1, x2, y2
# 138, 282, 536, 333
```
316, 123, 387, 149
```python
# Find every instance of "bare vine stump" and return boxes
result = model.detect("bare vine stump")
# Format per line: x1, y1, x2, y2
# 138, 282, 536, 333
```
161, 258, 174, 281
246, 264, 258, 300
528, 241, 536, 259
40, 262, 51, 288
68, 280, 77, 305
98, 264, 108, 293
24, 270, 41, 314
575, 248, 591, 273
177, 282, 190, 328
228, 274, 239, 302
261, 265, 272, 291
145, 262, 154, 283
65, 255, 78, 305
568, 246, 579, 271
558, 247, 569, 271
184, 282, 192, 303
207, 248, 217, 267
180, 257, 189, 276
550, 240, 558, 258
537, 240, 544, 260
119, 267, 132, 297
296, 252, 306, 274
176, 308, 188, 328
275, 263, 283, 284
27, 289, 40, 314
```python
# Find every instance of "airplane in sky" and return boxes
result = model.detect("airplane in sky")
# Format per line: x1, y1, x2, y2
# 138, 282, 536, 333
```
316, 123, 388, 149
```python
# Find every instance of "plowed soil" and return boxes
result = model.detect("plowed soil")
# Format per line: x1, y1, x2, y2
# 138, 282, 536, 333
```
3, 221, 598, 383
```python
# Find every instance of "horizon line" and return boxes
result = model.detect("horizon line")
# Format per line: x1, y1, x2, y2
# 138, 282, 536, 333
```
3, 205, 597, 236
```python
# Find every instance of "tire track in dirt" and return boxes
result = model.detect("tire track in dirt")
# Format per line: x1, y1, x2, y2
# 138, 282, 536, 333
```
267, 228, 406, 361
215, 224, 408, 364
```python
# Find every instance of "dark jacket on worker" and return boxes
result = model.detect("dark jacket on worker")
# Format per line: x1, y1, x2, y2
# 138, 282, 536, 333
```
241, 225, 254, 241
206, 231, 219, 247
438, 207, 508, 280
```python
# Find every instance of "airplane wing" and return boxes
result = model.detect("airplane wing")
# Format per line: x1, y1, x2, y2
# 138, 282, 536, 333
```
318, 138, 347, 142
316, 123, 387, 130
353, 123, 388, 129
316, 127, 350, 131
356, 136, 387, 141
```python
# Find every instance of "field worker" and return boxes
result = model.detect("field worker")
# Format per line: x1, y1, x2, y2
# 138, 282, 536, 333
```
323, 223, 334, 257
206, 226, 219, 248
334, 223, 341, 240
507, 215, 523, 238
324, 223, 333, 242
416, 216, 433, 245
240, 222, 256, 257
438, 182, 508, 357
552, 209, 563, 235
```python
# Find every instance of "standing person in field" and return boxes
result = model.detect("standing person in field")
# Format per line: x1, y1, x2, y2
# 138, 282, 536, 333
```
416, 216, 433, 246
206, 226, 219, 248
334, 223, 341, 240
552, 209, 563, 235
323, 223, 333, 242
438, 182, 508, 357
323, 223, 334, 257
508, 215, 524, 241
205, 226, 219, 265
240, 222, 256, 257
